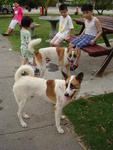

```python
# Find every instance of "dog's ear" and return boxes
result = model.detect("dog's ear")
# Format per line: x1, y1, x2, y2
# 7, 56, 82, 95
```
62, 71, 70, 80
76, 72, 84, 83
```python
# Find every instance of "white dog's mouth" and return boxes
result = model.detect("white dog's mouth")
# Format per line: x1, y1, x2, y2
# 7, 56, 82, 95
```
65, 95, 72, 101
65, 91, 76, 101
64, 93, 72, 101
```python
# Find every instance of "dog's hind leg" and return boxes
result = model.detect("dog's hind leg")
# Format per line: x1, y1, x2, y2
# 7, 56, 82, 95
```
17, 98, 28, 128
40, 63, 46, 77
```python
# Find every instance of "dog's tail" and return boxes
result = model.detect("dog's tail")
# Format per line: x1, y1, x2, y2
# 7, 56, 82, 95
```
28, 38, 41, 53
15, 65, 34, 81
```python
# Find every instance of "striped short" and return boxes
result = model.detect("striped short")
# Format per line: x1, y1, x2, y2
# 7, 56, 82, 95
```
71, 34, 95, 49
50, 32, 67, 45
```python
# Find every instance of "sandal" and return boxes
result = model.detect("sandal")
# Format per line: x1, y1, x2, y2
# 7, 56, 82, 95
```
70, 64, 78, 71
2, 33, 9, 36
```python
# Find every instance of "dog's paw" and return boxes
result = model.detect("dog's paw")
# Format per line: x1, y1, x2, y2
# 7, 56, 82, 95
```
21, 121, 27, 128
57, 127, 64, 134
23, 113, 30, 119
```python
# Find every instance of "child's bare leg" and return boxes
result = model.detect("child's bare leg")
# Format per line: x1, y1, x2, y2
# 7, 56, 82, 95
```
50, 36, 58, 47
68, 43, 75, 49
22, 57, 27, 65
33, 56, 37, 66
74, 47, 81, 66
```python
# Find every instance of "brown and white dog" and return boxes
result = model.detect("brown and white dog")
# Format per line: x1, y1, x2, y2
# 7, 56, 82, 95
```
28, 39, 77, 77
13, 65, 83, 134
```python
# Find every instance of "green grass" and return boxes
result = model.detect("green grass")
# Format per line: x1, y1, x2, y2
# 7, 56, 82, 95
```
0, 14, 113, 53
64, 93, 113, 150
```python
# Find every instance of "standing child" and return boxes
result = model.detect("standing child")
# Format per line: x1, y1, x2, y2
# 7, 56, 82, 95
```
69, 4, 102, 70
20, 16, 38, 74
3, 1, 23, 36
50, 4, 74, 47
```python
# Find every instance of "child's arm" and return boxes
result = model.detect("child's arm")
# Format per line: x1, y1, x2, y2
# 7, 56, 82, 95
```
66, 29, 73, 41
90, 18, 102, 45
80, 29, 85, 35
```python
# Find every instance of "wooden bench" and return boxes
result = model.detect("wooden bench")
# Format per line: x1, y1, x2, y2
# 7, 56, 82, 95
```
70, 34, 113, 76
72, 16, 113, 76
81, 45, 113, 77
82, 45, 109, 57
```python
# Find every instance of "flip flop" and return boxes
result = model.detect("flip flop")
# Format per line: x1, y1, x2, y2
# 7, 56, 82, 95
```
2, 33, 9, 36
70, 64, 78, 71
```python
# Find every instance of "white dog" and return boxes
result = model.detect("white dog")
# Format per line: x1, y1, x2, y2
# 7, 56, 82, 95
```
13, 65, 83, 133
28, 39, 77, 77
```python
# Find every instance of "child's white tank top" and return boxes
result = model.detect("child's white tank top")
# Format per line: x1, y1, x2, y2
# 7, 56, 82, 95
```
85, 17, 98, 36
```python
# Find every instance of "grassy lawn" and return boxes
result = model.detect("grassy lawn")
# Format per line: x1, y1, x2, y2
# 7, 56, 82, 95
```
0, 13, 113, 150
0, 13, 113, 53
64, 93, 113, 150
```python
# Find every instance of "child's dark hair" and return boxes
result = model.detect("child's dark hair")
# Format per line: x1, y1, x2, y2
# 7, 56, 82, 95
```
81, 4, 93, 12
59, 4, 67, 11
21, 16, 33, 28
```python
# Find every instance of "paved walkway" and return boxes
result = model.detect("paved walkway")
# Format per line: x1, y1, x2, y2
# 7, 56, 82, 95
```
1, 34, 113, 150
0, 35, 82, 150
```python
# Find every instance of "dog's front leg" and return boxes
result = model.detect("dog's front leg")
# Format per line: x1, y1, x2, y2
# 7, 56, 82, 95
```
40, 63, 46, 77
55, 102, 64, 134
65, 64, 70, 74
58, 65, 63, 72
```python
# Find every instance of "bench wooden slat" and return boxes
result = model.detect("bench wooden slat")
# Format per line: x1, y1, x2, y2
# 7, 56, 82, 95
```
82, 45, 109, 57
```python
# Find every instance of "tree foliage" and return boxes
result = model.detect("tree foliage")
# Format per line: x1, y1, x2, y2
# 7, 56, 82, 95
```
94, 0, 113, 15
71, 0, 113, 14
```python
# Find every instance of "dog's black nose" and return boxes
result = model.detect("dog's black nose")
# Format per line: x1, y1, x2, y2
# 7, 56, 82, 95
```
70, 60, 74, 63
64, 92, 69, 97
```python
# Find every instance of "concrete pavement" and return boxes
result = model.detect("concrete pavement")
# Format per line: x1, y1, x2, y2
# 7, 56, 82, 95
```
0, 35, 83, 150
1, 34, 113, 150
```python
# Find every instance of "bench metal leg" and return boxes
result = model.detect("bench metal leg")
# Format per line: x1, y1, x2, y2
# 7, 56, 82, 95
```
102, 32, 111, 47
95, 48, 113, 77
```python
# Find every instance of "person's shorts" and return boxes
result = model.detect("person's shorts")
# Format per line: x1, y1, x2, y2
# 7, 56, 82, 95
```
9, 19, 19, 29
50, 32, 67, 45
71, 34, 95, 49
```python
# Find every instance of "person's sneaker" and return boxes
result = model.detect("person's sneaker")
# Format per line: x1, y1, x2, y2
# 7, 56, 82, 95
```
34, 68, 39, 75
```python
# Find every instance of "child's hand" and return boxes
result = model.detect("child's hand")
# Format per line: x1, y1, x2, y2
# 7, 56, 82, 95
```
66, 34, 71, 41
90, 39, 96, 45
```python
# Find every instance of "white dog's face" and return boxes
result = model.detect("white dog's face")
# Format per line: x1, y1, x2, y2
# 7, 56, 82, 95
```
62, 72, 84, 101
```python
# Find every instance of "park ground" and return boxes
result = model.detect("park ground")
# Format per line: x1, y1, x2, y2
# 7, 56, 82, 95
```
0, 10, 113, 150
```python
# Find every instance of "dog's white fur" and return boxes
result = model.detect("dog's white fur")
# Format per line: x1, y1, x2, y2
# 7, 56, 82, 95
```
28, 39, 74, 77
13, 65, 83, 133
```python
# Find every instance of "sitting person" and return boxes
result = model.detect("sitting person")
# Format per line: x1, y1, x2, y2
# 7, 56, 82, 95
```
50, 3, 74, 47
2, 1, 23, 36
69, 4, 102, 70
20, 16, 38, 74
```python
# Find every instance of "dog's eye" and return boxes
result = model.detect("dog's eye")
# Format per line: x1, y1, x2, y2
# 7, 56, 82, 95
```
69, 54, 72, 57
70, 83, 75, 89
74, 54, 76, 58
66, 83, 68, 87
